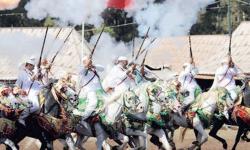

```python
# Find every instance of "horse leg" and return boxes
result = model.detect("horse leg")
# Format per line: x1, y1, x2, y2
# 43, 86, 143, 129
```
75, 134, 87, 150
40, 131, 53, 150
1, 138, 18, 150
65, 134, 76, 150
209, 119, 227, 149
191, 116, 208, 150
164, 128, 176, 150
150, 128, 172, 150
192, 129, 201, 150
113, 132, 129, 150
40, 141, 53, 150
94, 123, 110, 150
150, 134, 162, 149
241, 130, 250, 142
126, 128, 147, 149
232, 126, 245, 150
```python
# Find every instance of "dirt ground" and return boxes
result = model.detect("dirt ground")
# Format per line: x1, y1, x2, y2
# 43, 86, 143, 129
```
1, 128, 249, 150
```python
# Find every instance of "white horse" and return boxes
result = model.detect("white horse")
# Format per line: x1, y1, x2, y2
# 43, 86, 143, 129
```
101, 89, 149, 150
171, 87, 233, 149
135, 81, 175, 150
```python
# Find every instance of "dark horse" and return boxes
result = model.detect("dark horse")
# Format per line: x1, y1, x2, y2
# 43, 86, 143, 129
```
209, 78, 250, 150
7, 80, 78, 150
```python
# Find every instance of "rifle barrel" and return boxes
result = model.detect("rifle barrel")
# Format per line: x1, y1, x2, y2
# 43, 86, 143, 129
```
38, 26, 49, 69
51, 27, 74, 64
229, 33, 232, 56
135, 27, 150, 60
188, 34, 193, 60
139, 38, 157, 56
28, 26, 49, 95
90, 26, 105, 59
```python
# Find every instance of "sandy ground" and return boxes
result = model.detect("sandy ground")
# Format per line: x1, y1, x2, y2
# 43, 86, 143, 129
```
0, 128, 249, 150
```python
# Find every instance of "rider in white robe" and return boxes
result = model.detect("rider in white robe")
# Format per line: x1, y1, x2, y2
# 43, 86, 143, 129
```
73, 56, 105, 120
15, 58, 43, 125
103, 56, 136, 123
211, 56, 243, 102
178, 61, 201, 109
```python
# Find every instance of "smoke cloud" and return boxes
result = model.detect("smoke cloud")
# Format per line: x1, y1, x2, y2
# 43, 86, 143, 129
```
0, 0, 20, 10
25, 0, 106, 25
24, 0, 214, 37
127, 0, 214, 37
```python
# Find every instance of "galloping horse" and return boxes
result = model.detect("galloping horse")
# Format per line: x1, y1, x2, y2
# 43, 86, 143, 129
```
7, 80, 78, 150
174, 87, 233, 149
209, 78, 250, 150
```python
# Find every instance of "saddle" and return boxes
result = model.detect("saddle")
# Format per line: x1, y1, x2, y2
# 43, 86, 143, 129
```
0, 117, 16, 137
36, 114, 72, 138
125, 112, 147, 123
124, 112, 147, 131
232, 105, 250, 126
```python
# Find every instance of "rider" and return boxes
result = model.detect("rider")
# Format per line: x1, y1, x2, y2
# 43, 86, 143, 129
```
211, 55, 243, 103
73, 55, 105, 121
102, 56, 136, 123
15, 57, 43, 125
103, 56, 135, 94
178, 58, 201, 111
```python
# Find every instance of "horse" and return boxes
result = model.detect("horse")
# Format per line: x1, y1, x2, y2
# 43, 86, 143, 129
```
134, 81, 176, 150
59, 88, 110, 150
65, 88, 147, 150
173, 87, 233, 150
7, 80, 78, 150
112, 89, 148, 150
0, 89, 31, 150
209, 78, 250, 150
0, 105, 23, 150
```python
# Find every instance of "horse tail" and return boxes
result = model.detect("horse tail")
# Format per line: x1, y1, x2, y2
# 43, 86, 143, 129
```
179, 127, 188, 142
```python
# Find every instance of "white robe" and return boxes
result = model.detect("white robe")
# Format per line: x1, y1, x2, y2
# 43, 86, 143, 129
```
212, 64, 240, 101
76, 65, 104, 119
103, 64, 135, 123
178, 64, 199, 106
15, 68, 42, 112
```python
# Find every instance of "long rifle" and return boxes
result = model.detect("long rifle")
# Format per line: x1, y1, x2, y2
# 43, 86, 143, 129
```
89, 25, 105, 59
78, 26, 105, 96
132, 32, 135, 58
228, 31, 232, 56
55, 28, 63, 39
188, 33, 194, 63
28, 26, 49, 94
50, 27, 74, 66
135, 27, 150, 60
38, 27, 49, 69
139, 38, 157, 56
141, 49, 149, 67
45, 28, 62, 57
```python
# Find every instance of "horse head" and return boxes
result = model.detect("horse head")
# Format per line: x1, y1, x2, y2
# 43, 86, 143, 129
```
53, 80, 78, 103
146, 83, 163, 103
43, 79, 78, 116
